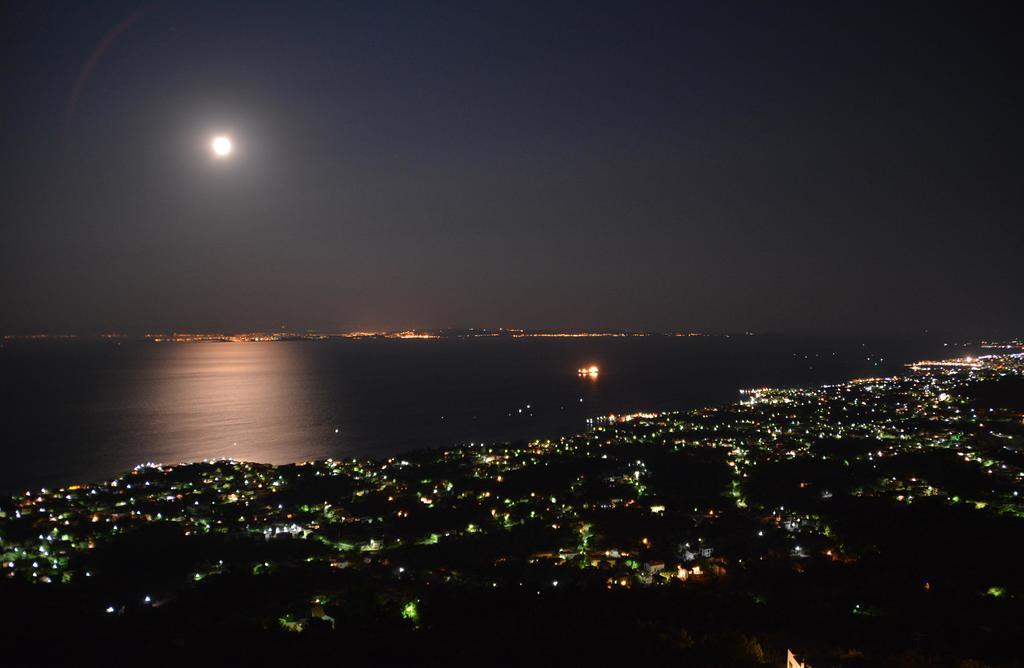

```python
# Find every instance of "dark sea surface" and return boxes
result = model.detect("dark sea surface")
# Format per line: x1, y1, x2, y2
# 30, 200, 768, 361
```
0, 334, 978, 492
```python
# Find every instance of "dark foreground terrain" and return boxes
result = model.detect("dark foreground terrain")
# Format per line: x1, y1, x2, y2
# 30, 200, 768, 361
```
4, 349, 1024, 666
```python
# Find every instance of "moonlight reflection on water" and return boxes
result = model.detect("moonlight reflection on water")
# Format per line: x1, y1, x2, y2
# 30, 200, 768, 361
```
0, 335, 971, 491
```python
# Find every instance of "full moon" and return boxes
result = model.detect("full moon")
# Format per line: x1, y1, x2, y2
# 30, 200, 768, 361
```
211, 135, 233, 157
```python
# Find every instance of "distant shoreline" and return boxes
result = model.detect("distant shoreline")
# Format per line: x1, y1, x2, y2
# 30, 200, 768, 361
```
2, 329, 725, 343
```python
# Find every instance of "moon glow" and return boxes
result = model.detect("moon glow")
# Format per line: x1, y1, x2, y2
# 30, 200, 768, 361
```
211, 135, 233, 157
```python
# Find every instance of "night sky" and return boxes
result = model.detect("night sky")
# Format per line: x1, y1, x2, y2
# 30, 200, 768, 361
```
2, 1, 1021, 335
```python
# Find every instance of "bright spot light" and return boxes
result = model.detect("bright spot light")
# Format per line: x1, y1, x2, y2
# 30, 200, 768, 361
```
211, 136, 233, 157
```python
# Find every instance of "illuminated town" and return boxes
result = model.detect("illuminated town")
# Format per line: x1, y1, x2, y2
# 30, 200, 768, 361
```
139, 329, 696, 343
0, 329, 710, 343
3, 349, 1023, 664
